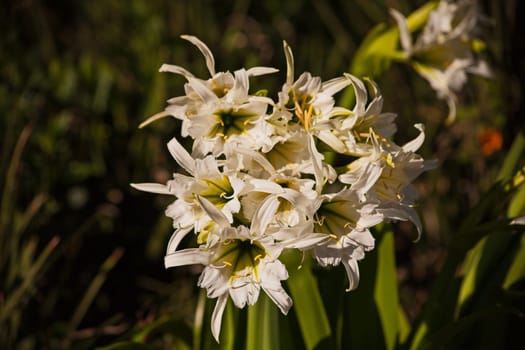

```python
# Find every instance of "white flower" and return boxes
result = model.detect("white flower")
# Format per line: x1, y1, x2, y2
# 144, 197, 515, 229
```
131, 36, 438, 343
332, 74, 398, 156
390, 0, 491, 122
339, 125, 437, 238
139, 35, 278, 156
131, 137, 245, 250
311, 189, 382, 290
164, 195, 292, 342
271, 41, 351, 153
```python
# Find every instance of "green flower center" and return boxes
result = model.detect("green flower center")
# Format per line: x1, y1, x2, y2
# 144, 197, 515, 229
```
212, 108, 256, 139
199, 175, 234, 208
213, 239, 267, 282
315, 199, 357, 239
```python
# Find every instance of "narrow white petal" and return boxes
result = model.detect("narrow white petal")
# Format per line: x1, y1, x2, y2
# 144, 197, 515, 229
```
402, 124, 426, 152
283, 40, 295, 85
166, 227, 193, 254
196, 195, 230, 227
138, 111, 172, 129
230, 69, 249, 101
246, 66, 279, 77
284, 233, 330, 249
321, 76, 352, 96
167, 137, 196, 175
211, 294, 228, 343
251, 195, 280, 235
187, 77, 219, 103
342, 258, 360, 291
344, 74, 368, 116
389, 9, 413, 54
308, 134, 324, 194
444, 93, 457, 125
181, 34, 216, 76
235, 148, 276, 174
248, 179, 284, 194
159, 63, 194, 79
317, 130, 346, 154
164, 249, 210, 268
263, 285, 293, 315
347, 230, 375, 250
130, 182, 172, 195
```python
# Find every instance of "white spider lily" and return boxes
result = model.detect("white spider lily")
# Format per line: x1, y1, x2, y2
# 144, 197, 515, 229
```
164, 195, 292, 342
139, 35, 278, 155
339, 125, 437, 238
311, 189, 382, 290
272, 41, 351, 153
390, 0, 491, 122
131, 36, 437, 343
131, 137, 245, 249
335, 74, 398, 156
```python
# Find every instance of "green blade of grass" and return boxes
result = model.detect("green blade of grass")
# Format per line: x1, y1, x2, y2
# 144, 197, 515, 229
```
69, 248, 124, 332
0, 236, 60, 323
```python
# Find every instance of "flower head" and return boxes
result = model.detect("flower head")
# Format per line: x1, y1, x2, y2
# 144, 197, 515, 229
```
131, 36, 436, 343
390, 0, 491, 122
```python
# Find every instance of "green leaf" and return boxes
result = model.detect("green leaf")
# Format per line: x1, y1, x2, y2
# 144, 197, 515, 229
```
398, 305, 411, 344
503, 234, 525, 290
283, 251, 331, 350
497, 132, 525, 182
342, 241, 386, 350
348, 1, 437, 78
508, 180, 525, 218
246, 293, 279, 350
416, 307, 519, 350
374, 231, 399, 350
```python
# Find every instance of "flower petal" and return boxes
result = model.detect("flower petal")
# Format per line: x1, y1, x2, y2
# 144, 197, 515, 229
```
246, 66, 279, 77
211, 294, 228, 343
130, 182, 171, 195
389, 8, 412, 54
321, 76, 351, 96
282, 40, 295, 85
138, 111, 172, 129
342, 257, 360, 291
402, 124, 426, 153
181, 34, 216, 76
159, 63, 194, 79
164, 248, 210, 268
344, 74, 368, 116
166, 227, 193, 254
307, 134, 324, 194
196, 195, 230, 227
167, 137, 196, 175
263, 284, 293, 315
250, 195, 280, 236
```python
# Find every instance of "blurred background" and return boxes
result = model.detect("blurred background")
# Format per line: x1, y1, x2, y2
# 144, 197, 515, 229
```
1, 0, 523, 349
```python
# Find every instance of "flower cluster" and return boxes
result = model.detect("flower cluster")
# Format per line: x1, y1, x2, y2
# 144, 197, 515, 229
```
131, 35, 435, 342
390, 0, 491, 123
